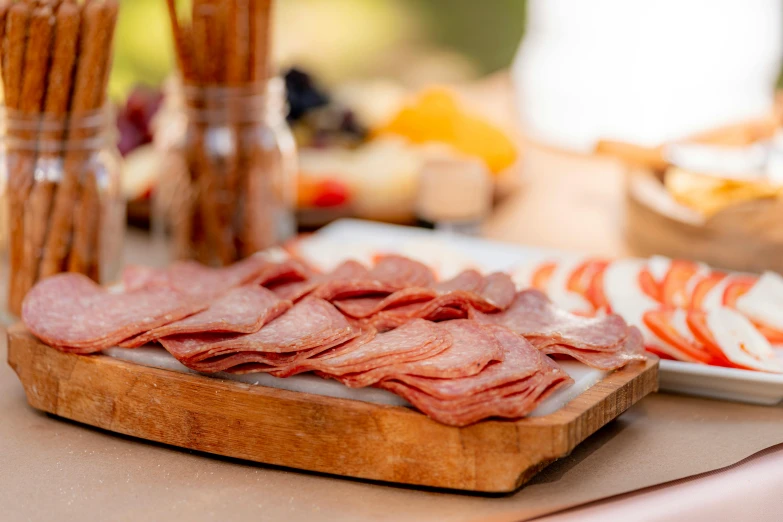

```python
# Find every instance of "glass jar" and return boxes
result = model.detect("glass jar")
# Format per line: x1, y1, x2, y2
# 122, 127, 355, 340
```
0, 107, 124, 319
155, 78, 297, 266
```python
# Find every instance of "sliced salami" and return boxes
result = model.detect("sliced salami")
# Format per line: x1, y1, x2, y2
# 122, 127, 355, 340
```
387, 325, 553, 400
543, 327, 647, 370
333, 288, 438, 318
335, 320, 504, 388
269, 260, 371, 302
475, 289, 630, 351
311, 319, 452, 377
380, 352, 572, 426
173, 328, 365, 374
119, 286, 291, 348
22, 273, 207, 353
334, 271, 515, 320
159, 298, 356, 365
477, 272, 516, 309
122, 256, 309, 298
121, 265, 171, 292
435, 269, 484, 293
369, 254, 435, 288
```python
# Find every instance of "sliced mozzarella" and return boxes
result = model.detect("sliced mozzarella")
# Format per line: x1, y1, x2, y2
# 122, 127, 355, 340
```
700, 275, 732, 310
602, 259, 663, 346
546, 258, 593, 314
735, 272, 783, 332
603, 259, 660, 317
670, 309, 697, 343
646, 255, 672, 283
706, 307, 783, 373
683, 263, 712, 299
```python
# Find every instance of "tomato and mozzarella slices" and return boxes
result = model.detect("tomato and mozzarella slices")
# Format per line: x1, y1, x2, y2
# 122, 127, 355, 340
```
511, 256, 783, 373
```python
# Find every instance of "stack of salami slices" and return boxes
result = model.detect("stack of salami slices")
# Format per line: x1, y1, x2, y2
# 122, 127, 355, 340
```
21, 254, 645, 427
514, 256, 783, 373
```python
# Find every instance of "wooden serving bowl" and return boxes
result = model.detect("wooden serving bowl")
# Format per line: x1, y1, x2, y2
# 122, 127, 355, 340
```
624, 168, 783, 274
596, 111, 783, 273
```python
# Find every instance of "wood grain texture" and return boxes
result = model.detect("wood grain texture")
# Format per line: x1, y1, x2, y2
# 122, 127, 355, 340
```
7, 325, 658, 493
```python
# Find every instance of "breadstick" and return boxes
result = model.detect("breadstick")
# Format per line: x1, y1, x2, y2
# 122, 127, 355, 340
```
68, 0, 118, 276
190, 0, 235, 264
21, 1, 79, 303
41, 0, 116, 278
0, 0, 12, 75
5, 2, 33, 315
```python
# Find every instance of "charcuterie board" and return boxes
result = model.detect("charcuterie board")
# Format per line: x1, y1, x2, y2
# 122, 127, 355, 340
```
7, 326, 657, 493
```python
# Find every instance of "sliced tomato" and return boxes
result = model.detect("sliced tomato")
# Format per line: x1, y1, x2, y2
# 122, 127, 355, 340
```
531, 261, 556, 291
643, 309, 717, 364
566, 261, 589, 294
660, 260, 702, 308
722, 276, 757, 308
638, 267, 662, 303
567, 258, 609, 298
685, 311, 734, 367
755, 324, 783, 344
644, 345, 677, 361
586, 264, 611, 312
689, 272, 726, 310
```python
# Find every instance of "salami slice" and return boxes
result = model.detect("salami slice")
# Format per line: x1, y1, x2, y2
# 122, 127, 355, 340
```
335, 320, 504, 388
160, 298, 356, 365
121, 265, 171, 291
334, 271, 516, 319
386, 325, 553, 400
333, 288, 438, 318
311, 319, 452, 377
477, 272, 516, 309
253, 258, 313, 288
311, 279, 404, 301
475, 289, 630, 351
167, 257, 307, 297
253, 328, 379, 377
370, 254, 435, 288
435, 269, 484, 293
173, 328, 366, 374
118, 286, 291, 348
380, 354, 572, 426
269, 260, 371, 302
122, 257, 310, 298
22, 273, 207, 353
543, 327, 647, 370
363, 291, 503, 330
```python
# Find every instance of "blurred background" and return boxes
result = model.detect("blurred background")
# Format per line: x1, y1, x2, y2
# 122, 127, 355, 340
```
111, 0, 528, 98
116, 0, 783, 272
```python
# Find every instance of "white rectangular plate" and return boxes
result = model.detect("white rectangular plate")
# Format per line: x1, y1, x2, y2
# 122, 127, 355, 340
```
304, 218, 783, 406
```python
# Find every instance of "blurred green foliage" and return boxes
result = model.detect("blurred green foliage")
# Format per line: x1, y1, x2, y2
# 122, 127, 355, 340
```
408, 0, 526, 74
108, 0, 528, 99
109, 0, 174, 99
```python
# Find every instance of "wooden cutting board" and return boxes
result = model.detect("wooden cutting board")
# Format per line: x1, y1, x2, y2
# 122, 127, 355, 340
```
7, 325, 658, 493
